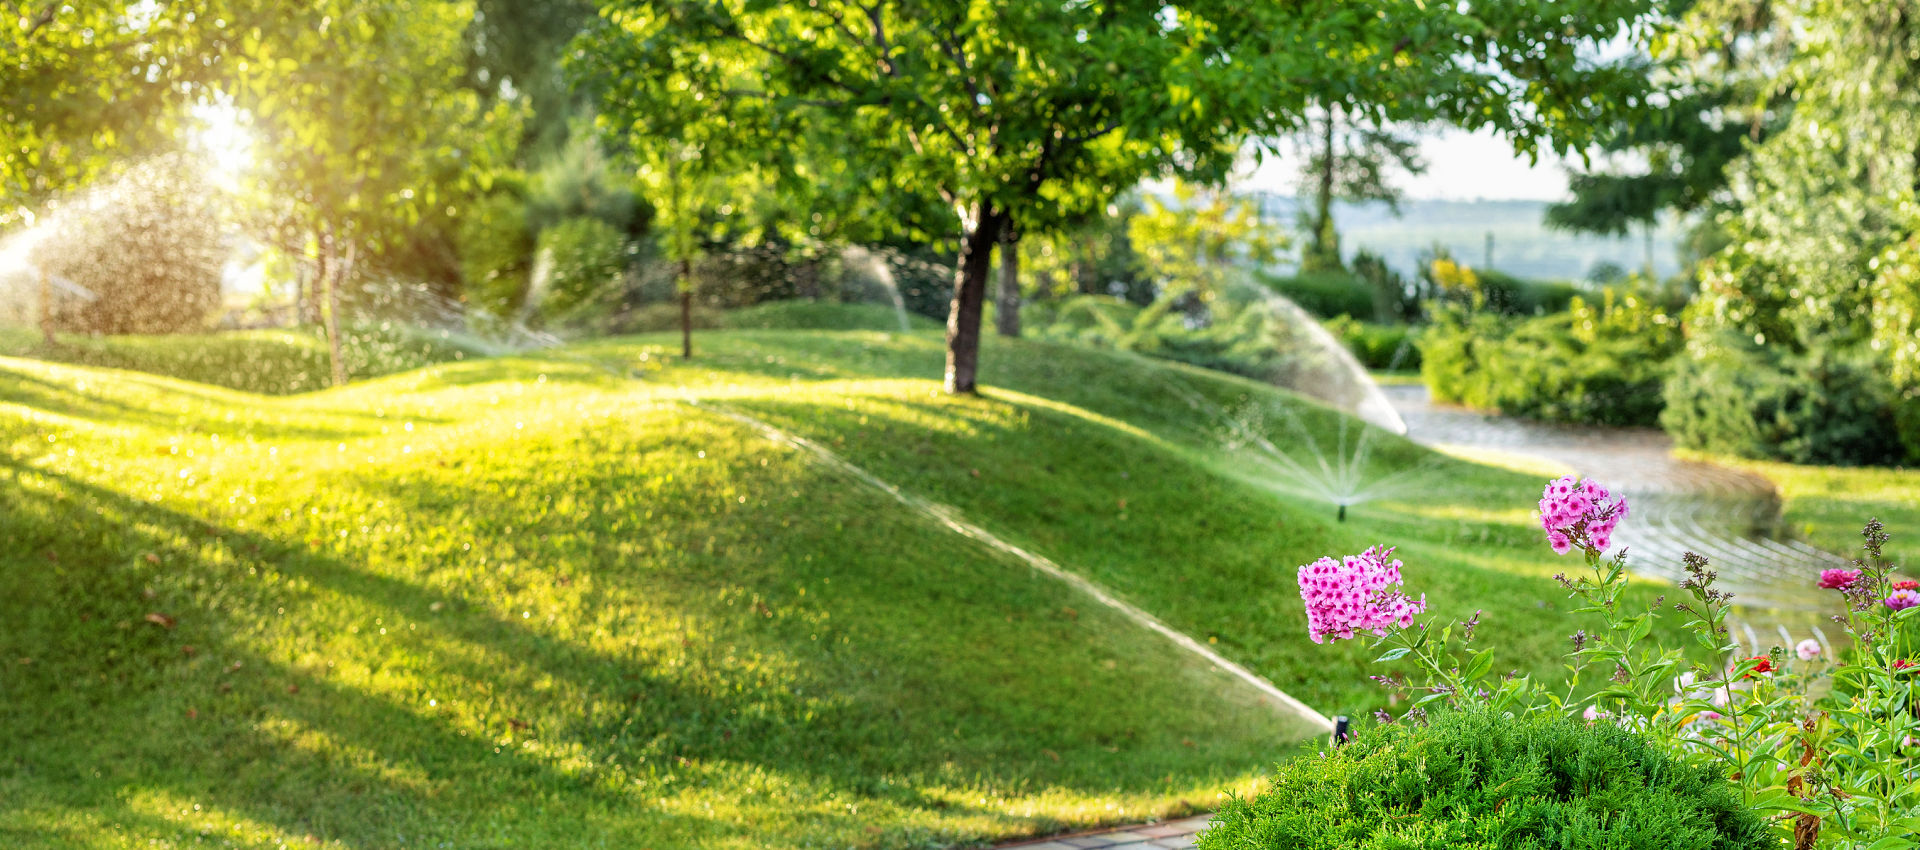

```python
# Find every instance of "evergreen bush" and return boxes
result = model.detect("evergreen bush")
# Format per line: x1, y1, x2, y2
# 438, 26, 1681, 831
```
1199, 710, 1769, 850
1661, 337, 1910, 466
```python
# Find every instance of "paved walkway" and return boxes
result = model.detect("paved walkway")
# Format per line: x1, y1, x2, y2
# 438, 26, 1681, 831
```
996, 815, 1211, 849
1383, 384, 1846, 644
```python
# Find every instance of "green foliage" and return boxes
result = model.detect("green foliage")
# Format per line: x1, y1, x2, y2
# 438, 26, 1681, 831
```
1263, 271, 1377, 321
1420, 291, 1681, 427
1130, 184, 1287, 302
30, 158, 226, 335
1024, 295, 1295, 382
1201, 710, 1768, 850
0, 2, 245, 221
458, 190, 536, 316
533, 216, 631, 323
1324, 317, 1420, 371
1679, 1, 1920, 393
579, 0, 1664, 390
1661, 337, 1911, 466
1472, 270, 1582, 317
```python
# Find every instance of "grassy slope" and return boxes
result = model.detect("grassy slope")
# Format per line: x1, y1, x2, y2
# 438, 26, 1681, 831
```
0, 324, 489, 395
1, 320, 1634, 848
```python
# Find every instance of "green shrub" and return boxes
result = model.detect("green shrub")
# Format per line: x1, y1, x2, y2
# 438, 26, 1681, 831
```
459, 191, 536, 318
1419, 290, 1680, 427
534, 216, 631, 323
1262, 271, 1375, 319
1200, 710, 1769, 850
1324, 316, 1420, 371
1475, 269, 1582, 316
1662, 337, 1911, 466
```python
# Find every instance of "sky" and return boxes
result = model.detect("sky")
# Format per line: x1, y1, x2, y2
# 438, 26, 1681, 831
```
1238, 127, 1578, 202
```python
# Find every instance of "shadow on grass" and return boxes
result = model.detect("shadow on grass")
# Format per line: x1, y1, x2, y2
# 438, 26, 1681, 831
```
0, 403, 1288, 847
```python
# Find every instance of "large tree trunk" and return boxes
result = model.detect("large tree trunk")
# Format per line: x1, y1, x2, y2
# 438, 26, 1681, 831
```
995, 230, 1021, 338
945, 202, 1005, 394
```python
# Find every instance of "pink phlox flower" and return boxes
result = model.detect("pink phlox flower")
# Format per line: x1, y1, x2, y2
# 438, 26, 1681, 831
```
1538, 475, 1629, 556
1819, 568, 1862, 590
1297, 546, 1427, 644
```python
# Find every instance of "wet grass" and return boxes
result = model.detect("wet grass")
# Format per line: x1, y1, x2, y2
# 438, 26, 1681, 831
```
1, 317, 1657, 848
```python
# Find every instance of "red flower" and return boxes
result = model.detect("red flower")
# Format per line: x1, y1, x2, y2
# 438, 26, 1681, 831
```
1896, 580, 1919, 591
1897, 659, 1917, 674
1736, 656, 1774, 679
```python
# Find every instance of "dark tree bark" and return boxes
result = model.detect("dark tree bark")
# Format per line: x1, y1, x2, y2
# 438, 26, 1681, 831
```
995, 229, 1021, 338
945, 202, 1006, 394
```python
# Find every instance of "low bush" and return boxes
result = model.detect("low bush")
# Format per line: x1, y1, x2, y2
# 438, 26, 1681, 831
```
1419, 289, 1680, 427
1201, 709, 1767, 850
1024, 294, 1299, 382
1261, 271, 1375, 320
1323, 316, 1420, 371
1474, 269, 1582, 316
1662, 337, 1912, 466
533, 216, 631, 324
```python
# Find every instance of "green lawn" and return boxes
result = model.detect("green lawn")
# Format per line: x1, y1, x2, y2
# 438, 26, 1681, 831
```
1689, 454, 1920, 569
0, 317, 1648, 848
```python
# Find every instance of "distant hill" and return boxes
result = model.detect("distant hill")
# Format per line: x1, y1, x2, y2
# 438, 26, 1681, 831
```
1251, 195, 1687, 282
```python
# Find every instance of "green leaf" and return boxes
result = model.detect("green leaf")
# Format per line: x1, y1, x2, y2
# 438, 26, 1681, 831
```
1464, 649, 1495, 682
1376, 647, 1412, 663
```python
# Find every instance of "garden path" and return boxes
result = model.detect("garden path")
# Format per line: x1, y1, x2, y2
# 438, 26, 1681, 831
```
994, 814, 1212, 850
1382, 383, 1848, 647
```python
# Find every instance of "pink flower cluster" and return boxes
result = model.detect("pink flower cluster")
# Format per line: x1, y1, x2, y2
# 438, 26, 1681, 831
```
1819, 569, 1861, 590
1297, 546, 1427, 644
1538, 475, 1629, 555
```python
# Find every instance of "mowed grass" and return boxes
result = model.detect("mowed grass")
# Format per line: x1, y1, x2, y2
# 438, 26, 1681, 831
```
0, 323, 488, 395
1, 316, 1648, 848
1687, 454, 1920, 568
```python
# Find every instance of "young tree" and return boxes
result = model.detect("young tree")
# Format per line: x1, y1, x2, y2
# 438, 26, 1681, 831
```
1295, 105, 1425, 273
236, 0, 505, 386
583, 0, 1662, 393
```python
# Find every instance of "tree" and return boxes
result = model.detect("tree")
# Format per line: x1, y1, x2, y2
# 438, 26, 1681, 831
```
583, 0, 1662, 394
0, 2, 250, 225
1295, 105, 1425, 272
235, 0, 506, 385
1546, 2, 1792, 278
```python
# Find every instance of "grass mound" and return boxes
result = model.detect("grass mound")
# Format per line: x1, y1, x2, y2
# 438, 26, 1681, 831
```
0, 310, 1649, 848
0, 323, 490, 395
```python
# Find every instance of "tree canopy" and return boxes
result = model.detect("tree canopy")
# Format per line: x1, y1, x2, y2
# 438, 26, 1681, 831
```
583, 0, 1664, 393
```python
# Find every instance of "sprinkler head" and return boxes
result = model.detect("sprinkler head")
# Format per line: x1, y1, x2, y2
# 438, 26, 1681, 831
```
1337, 503, 1347, 522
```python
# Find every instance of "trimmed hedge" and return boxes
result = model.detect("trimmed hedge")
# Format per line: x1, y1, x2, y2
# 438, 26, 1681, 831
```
1199, 710, 1769, 850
